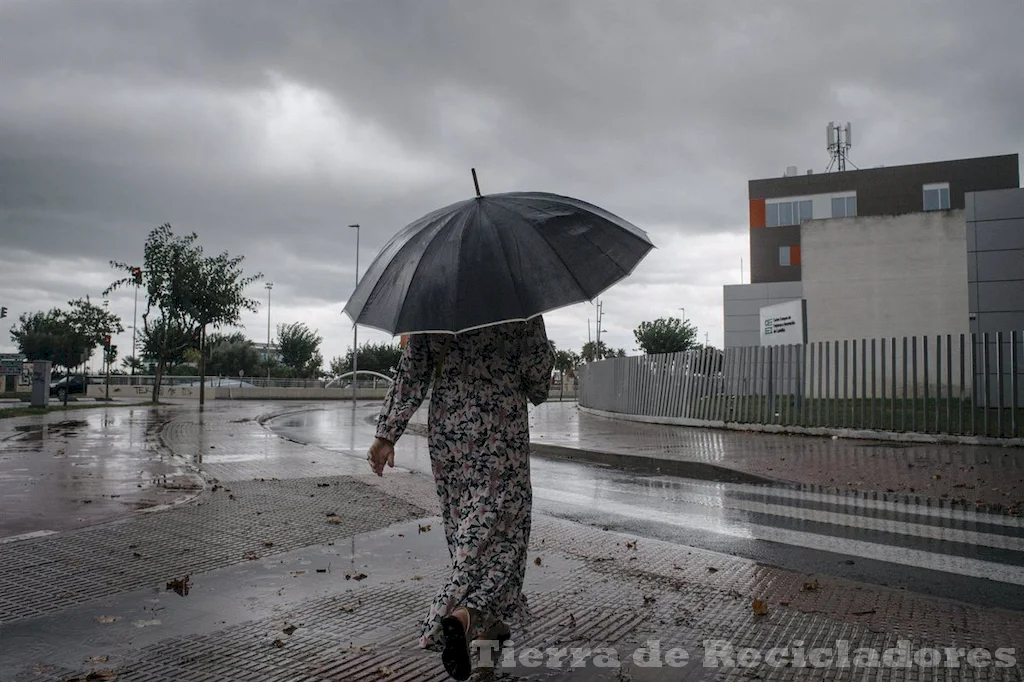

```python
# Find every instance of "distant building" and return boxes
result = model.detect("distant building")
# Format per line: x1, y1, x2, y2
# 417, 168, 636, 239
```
252, 342, 281, 363
724, 153, 1020, 348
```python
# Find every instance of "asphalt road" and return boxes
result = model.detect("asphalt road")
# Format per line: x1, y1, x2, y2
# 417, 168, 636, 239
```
268, 404, 1024, 611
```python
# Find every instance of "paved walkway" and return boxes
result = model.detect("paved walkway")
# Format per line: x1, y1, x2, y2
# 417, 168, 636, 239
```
1, 401, 1023, 681
489, 402, 1024, 514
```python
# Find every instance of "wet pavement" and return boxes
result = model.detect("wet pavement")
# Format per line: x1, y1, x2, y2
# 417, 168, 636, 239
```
0, 407, 202, 539
532, 403, 1024, 512
1, 400, 1022, 681
273, 405, 1024, 611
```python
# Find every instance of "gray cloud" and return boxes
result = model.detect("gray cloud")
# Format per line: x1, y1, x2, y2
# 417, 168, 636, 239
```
1, 0, 1021, 361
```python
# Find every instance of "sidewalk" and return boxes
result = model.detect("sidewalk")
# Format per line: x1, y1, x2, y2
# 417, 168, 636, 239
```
1, 402, 1023, 681
409, 401, 1024, 515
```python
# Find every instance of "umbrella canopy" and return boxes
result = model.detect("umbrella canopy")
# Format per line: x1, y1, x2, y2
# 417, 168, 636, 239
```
343, 191, 654, 335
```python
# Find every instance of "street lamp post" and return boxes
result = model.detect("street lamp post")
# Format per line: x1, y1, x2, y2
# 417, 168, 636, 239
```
103, 297, 110, 400
132, 279, 139, 379
265, 282, 273, 382
349, 224, 360, 405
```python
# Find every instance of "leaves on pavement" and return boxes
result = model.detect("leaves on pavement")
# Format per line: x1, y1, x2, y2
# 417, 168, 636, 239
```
166, 575, 191, 596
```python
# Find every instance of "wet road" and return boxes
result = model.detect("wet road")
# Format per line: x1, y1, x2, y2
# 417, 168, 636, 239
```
270, 404, 1024, 611
0, 408, 202, 539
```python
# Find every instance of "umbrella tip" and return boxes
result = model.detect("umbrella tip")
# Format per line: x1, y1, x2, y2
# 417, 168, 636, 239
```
471, 168, 481, 197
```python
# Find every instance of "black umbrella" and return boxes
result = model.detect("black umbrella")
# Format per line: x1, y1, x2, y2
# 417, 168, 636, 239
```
344, 172, 654, 335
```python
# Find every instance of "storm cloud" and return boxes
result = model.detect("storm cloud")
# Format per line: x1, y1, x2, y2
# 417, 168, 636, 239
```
1, 0, 1021, 362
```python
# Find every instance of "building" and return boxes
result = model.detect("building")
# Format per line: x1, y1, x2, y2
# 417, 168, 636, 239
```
724, 153, 1020, 348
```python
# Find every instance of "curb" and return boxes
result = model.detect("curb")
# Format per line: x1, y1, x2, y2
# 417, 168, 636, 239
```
400, 421, 777, 485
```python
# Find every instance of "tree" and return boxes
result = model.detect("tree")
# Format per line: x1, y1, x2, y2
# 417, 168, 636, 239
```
180, 248, 262, 404
552, 349, 580, 400
10, 298, 122, 405
139, 317, 197, 373
121, 356, 145, 373
107, 225, 202, 403
633, 317, 698, 355
206, 333, 261, 378
277, 322, 322, 378
333, 342, 405, 377
106, 224, 260, 404
581, 340, 610, 363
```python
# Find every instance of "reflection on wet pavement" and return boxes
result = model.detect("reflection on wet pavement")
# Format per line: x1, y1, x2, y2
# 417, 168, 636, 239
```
269, 405, 1024, 608
0, 408, 202, 538
529, 402, 1024, 512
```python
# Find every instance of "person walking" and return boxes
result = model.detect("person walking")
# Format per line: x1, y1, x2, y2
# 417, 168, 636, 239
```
367, 315, 554, 680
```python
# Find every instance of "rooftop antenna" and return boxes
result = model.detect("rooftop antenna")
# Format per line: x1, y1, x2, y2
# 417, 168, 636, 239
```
825, 121, 857, 172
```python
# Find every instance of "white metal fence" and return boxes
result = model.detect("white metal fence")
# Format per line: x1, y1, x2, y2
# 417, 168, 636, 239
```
578, 331, 1024, 438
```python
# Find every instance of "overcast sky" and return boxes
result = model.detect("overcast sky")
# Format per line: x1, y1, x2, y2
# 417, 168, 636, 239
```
1, 0, 1021, 370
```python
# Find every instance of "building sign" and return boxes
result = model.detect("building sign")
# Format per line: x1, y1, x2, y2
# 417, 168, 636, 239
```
0, 353, 25, 376
759, 299, 806, 346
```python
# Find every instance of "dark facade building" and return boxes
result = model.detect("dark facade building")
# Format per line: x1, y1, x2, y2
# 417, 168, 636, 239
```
747, 154, 1020, 284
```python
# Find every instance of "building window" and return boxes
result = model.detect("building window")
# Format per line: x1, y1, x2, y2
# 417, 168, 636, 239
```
831, 195, 857, 218
779, 245, 801, 266
765, 199, 813, 227
923, 183, 950, 211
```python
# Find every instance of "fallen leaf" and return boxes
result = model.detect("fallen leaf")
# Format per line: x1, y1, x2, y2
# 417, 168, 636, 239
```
67, 671, 118, 682
418, 524, 432, 533
95, 615, 119, 623
707, 567, 718, 573
244, 552, 260, 561
340, 604, 356, 612
345, 572, 368, 581
534, 557, 542, 566
752, 599, 769, 616
85, 656, 109, 663
166, 576, 191, 596
283, 624, 297, 635
643, 594, 656, 605
263, 541, 274, 548
290, 570, 306, 576
411, 575, 423, 581
272, 639, 285, 648
802, 579, 820, 592
378, 666, 395, 677
133, 619, 161, 628
625, 540, 637, 550
778, 601, 790, 607
317, 483, 330, 488
326, 514, 343, 524
850, 609, 876, 616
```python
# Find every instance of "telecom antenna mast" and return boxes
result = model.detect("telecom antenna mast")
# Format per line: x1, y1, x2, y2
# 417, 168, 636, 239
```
826, 121, 855, 172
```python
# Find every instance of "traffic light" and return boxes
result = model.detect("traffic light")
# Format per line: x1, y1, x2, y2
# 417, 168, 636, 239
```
132, 267, 143, 285
110, 345, 117, 356
0, 306, 6, 319
104, 335, 111, 348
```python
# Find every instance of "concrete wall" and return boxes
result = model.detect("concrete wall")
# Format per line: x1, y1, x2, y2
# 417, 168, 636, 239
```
722, 281, 803, 348
801, 210, 970, 342
966, 187, 1024, 406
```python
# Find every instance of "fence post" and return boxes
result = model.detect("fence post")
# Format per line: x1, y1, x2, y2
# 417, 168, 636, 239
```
1011, 330, 1020, 438
997, 331, 1005, 437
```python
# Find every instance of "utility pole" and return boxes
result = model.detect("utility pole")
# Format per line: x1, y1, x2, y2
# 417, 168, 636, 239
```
349, 224, 360, 405
265, 282, 273, 382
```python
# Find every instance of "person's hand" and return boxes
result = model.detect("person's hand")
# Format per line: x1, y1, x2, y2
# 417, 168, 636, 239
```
367, 437, 395, 476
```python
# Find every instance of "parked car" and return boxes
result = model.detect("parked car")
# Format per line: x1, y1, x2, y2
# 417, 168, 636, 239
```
50, 374, 86, 400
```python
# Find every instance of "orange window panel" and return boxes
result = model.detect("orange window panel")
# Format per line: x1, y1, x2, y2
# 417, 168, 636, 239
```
749, 199, 766, 228
791, 245, 801, 265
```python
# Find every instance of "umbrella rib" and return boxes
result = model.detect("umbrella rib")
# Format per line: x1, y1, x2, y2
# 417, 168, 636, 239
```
478, 199, 528, 315
486, 198, 592, 301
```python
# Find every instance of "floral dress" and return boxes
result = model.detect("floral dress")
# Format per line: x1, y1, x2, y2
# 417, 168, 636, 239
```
375, 316, 554, 650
